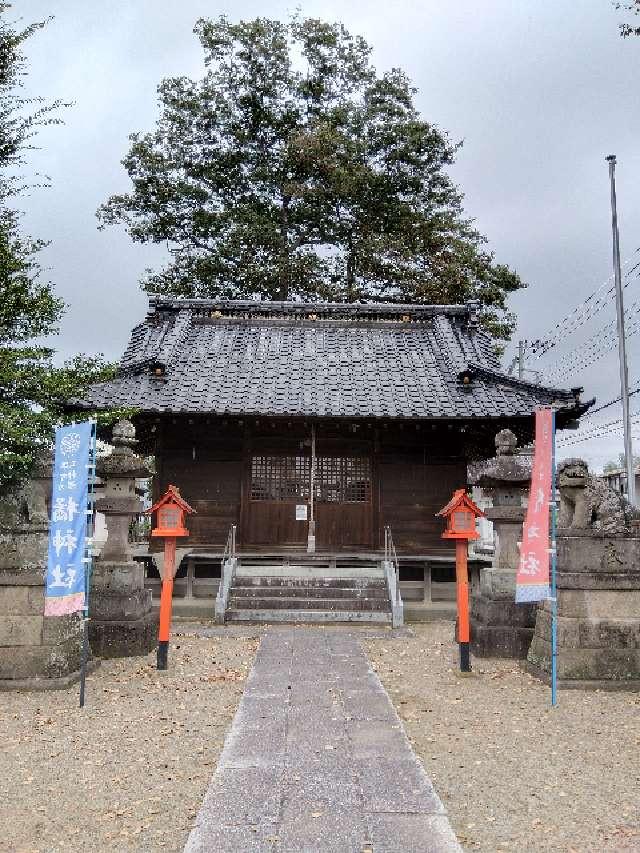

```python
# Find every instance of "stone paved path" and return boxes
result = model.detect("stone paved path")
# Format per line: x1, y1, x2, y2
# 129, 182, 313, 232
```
184, 627, 461, 853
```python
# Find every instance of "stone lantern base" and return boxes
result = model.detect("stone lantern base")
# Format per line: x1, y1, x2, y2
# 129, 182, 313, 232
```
527, 533, 640, 689
470, 566, 537, 658
90, 420, 157, 659
467, 429, 534, 659
89, 560, 157, 659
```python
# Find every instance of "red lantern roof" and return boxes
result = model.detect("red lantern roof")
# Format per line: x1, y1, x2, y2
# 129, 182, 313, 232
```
146, 484, 196, 517
436, 489, 484, 521
436, 488, 484, 540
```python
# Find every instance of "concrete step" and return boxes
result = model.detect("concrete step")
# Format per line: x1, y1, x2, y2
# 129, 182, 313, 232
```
231, 584, 388, 600
236, 564, 384, 579
234, 575, 386, 589
226, 608, 392, 624
228, 595, 391, 612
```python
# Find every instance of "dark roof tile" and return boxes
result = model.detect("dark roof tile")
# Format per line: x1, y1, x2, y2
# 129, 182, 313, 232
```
75, 298, 588, 421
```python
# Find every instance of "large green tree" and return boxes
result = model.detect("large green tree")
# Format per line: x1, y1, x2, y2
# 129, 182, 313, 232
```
99, 15, 524, 339
0, 4, 116, 494
615, 1, 640, 37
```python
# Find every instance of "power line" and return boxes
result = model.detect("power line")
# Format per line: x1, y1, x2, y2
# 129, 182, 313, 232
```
581, 383, 640, 420
556, 412, 640, 447
527, 250, 640, 358
541, 285, 640, 379
557, 431, 640, 450
544, 315, 640, 383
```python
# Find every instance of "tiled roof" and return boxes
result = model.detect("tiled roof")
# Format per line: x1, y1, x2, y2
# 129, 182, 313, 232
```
75, 297, 590, 421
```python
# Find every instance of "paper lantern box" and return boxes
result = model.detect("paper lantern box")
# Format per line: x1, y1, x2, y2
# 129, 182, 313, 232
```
436, 489, 484, 540
147, 484, 196, 538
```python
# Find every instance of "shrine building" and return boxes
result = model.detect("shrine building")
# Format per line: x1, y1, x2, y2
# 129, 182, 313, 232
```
77, 297, 588, 622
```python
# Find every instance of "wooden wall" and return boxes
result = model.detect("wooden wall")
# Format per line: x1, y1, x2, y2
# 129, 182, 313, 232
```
378, 446, 465, 555
156, 420, 243, 549
152, 418, 469, 555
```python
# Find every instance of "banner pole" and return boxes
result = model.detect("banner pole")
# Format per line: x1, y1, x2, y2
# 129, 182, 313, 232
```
550, 409, 558, 707
79, 419, 97, 708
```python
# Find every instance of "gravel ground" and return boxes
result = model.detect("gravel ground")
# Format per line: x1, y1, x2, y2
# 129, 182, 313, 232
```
1, 631, 258, 853
364, 622, 640, 853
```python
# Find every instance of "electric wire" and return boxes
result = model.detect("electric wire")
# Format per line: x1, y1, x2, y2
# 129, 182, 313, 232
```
544, 313, 640, 383
556, 412, 640, 447
580, 383, 640, 420
558, 428, 640, 449
535, 264, 639, 361
541, 283, 640, 381
526, 249, 640, 358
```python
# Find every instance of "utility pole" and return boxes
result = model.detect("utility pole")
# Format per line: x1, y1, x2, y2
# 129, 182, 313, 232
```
507, 340, 526, 378
518, 340, 525, 380
606, 154, 635, 505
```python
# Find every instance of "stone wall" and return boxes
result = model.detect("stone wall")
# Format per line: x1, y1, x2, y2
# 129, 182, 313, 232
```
0, 455, 84, 689
527, 532, 640, 688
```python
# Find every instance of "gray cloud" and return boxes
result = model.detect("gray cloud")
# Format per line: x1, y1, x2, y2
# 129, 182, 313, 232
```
18, 0, 640, 469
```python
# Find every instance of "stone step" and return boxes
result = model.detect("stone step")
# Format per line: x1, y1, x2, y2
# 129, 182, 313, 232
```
233, 575, 386, 589
225, 608, 392, 624
228, 595, 391, 612
231, 584, 389, 600
236, 564, 384, 579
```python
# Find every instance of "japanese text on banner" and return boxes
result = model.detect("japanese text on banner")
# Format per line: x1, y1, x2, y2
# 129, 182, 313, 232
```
516, 408, 553, 603
45, 422, 93, 616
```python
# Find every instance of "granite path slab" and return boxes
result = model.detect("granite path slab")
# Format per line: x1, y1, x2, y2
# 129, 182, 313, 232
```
184, 627, 461, 853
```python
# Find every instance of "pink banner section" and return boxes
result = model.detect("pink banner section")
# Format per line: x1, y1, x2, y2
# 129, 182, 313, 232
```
44, 591, 85, 617
516, 408, 553, 603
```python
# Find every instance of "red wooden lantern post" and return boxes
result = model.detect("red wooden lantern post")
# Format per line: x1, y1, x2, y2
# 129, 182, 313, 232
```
436, 489, 484, 673
146, 485, 196, 670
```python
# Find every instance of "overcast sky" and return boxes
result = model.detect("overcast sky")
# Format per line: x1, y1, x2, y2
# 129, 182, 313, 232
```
18, 0, 640, 470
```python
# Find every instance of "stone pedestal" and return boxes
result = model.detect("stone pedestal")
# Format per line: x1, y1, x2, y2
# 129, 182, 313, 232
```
0, 453, 85, 689
527, 532, 640, 689
90, 420, 156, 658
468, 430, 536, 658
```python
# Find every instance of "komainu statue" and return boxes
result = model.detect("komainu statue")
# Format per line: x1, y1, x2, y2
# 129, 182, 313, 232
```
557, 458, 638, 534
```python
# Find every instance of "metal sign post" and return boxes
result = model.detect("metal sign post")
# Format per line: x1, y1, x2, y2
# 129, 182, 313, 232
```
550, 410, 558, 707
79, 420, 97, 708
44, 420, 96, 708
515, 408, 556, 705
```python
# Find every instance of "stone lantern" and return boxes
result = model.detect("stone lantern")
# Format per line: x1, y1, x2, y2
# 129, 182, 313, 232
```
467, 428, 536, 658
90, 420, 156, 658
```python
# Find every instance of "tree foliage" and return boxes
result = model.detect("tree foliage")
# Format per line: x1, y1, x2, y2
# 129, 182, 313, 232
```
99, 15, 524, 339
615, 1, 640, 37
0, 4, 117, 494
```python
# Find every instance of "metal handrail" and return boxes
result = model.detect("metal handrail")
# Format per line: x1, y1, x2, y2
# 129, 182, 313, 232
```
222, 523, 237, 567
215, 524, 237, 623
384, 525, 401, 605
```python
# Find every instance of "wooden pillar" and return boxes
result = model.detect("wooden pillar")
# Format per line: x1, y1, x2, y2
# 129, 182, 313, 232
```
373, 428, 381, 550
307, 423, 316, 553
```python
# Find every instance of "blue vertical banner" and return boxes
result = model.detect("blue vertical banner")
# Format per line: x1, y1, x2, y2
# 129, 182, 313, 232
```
45, 422, 94, 616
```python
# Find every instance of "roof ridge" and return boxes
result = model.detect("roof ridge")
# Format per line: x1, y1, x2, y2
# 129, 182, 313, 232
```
146, 294, 477, 320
